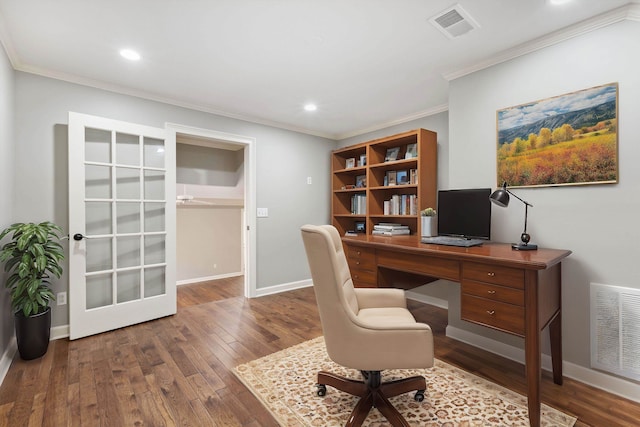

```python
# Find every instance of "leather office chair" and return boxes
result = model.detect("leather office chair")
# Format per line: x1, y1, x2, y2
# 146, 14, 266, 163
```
300, 224, 434, 427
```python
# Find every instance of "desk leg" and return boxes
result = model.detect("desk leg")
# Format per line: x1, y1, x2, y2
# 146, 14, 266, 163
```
549, 312, 563, 385
525, 273, 541, 427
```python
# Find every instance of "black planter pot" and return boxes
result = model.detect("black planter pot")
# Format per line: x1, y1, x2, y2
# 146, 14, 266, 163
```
14, 307, 51, 360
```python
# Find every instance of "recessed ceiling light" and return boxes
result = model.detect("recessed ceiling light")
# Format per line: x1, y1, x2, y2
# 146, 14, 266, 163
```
120, 49, 141, 61
549, 0, 572, 5
304, 103, 317, 112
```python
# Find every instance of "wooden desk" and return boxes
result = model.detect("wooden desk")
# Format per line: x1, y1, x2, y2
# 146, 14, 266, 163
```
342, 234, 572, 427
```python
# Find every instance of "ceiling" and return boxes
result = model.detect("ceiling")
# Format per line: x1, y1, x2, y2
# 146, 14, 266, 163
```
0, 0, 636, 140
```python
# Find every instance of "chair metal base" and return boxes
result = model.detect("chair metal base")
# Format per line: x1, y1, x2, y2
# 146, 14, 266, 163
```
316, 370, 426, 427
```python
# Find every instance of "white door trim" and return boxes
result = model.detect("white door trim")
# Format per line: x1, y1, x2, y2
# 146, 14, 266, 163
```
165, 123, 257, 298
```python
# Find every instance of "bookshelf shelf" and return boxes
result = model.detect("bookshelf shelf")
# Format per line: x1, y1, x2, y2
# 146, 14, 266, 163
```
331, 128, 437, 236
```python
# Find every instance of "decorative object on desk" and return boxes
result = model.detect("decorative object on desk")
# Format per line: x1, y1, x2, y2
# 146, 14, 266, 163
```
386, 170, 397, 186
358, 154, 367, 167
421, 208, 437, 238
354, 221, 366, 233
355, 174, 366, 188
396, 169, 408, 185
385, 146, 400, 162
233, 337, 577, 427
0, 221, 65, 360
405, 142, 417, 159
345, 157, 356, 169
490, 182, 537, 250
497, 82, 618, 188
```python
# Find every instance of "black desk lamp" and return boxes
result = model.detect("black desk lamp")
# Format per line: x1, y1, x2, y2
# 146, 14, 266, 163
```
490, 182, 538, 251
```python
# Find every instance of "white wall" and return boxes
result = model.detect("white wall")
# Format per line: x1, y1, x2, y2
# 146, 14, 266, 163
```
448, 20, 640, 374
13, 71, 334, 328
0, 42, 15, 363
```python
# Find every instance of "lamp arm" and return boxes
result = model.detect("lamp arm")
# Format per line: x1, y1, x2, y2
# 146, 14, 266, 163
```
505, 188, 533, 207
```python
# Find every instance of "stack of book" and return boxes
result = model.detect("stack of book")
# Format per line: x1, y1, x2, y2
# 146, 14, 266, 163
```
372, 223, 410, 236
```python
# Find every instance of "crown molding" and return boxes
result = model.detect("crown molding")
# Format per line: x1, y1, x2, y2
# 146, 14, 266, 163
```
444, 3, 640, 82
334, 103, 449, 141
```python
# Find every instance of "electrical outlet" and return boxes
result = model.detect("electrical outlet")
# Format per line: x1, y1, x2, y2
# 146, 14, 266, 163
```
257, 208, 269, 217
213, 263, 217, 269
307, 176, 313, 184
57, 292, 67, 306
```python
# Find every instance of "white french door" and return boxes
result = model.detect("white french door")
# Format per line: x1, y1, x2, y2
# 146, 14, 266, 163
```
68, 112, 176, 340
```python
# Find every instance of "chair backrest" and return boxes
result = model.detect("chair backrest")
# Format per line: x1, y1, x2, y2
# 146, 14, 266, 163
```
301, 225, 361, 355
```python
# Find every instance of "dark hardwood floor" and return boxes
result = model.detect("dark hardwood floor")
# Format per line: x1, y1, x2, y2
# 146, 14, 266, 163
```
0, 277, 638, 426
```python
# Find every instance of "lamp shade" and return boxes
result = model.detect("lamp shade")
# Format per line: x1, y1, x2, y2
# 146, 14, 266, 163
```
489, 183, 510, 208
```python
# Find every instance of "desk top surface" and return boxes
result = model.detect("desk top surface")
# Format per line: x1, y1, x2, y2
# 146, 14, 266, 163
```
342, 235, 571, 270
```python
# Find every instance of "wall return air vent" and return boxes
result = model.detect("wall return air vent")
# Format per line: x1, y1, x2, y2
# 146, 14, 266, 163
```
590, 282, 640, 381
429, 4, 480, 39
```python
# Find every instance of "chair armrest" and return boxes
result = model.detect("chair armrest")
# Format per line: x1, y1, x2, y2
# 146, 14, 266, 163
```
354, 288, 406, 309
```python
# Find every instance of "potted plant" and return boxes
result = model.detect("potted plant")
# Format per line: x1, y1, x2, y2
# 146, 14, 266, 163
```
420, 208, 437, 238
0, 221, 64, 360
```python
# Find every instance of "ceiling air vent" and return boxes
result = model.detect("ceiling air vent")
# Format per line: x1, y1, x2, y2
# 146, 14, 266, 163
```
429, 4, 480, 39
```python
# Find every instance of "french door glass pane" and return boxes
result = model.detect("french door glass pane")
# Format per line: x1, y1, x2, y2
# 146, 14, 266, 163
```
86, 165, 112, 199
144, 266, 165, 297
117, 236, 140, 269
116, 167, 140, 199
117, 270, 141, 303
144, 170, 165, 200
144, 235, 165, 265
144, 137, 165, 168
86, 202, 112, 235
116, 133, 140, 166
86, 238, 112, 273
85, 128, 111, 163
117, 202, 140, 233
86, 273, 113, 309
144, 203, 165, 232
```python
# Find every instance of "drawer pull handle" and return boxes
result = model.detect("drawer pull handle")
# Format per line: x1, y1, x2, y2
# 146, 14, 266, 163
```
356, 261, 360, 265
357, 251, 361, 255
486, 310, 495, 316
487, 272, 495, 277
487, 290, 496, 294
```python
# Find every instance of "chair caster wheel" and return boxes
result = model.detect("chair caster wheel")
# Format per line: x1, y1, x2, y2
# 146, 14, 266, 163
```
414, 390, 425, 402
317, 384, 327, 396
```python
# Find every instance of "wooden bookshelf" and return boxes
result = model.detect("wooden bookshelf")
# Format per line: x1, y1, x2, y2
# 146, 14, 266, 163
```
331, 129, 437, 236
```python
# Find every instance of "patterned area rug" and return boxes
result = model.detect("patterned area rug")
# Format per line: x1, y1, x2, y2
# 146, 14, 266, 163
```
234, 337, 576, 427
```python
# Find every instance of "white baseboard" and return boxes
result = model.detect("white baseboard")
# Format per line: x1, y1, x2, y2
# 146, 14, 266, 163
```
51, 324, 69, 340
177, 271, 243, 286
405, 291, 449, 309
0, 337, 17, 386
446, 325, 640, 403
254, 279, 313, 297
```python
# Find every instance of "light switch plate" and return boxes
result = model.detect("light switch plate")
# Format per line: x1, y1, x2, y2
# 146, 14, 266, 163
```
257, 208, 269, 217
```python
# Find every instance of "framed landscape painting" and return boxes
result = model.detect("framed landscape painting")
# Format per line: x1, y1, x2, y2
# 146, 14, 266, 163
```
496, 83, 618, 188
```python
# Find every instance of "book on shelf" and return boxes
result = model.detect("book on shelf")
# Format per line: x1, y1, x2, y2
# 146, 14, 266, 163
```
372, 228, 411, 236
350, 193, 366, 215
373, 223, 408, 230
384, 194, 417, 216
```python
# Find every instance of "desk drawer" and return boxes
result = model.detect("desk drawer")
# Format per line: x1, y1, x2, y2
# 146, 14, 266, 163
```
377, 250, 460, 281
350, 268, 377, 288
461, 294, 525, 336
462, 280, 524, 306
462, 262, 524, 289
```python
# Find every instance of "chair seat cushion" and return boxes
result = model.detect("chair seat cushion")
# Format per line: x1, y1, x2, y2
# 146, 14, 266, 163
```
357, 307, 417, 327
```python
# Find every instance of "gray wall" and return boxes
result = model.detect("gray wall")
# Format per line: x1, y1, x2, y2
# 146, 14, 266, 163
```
448, 20, 640, 368
177, 144, 243, 187
13, 72, 333, 329
0, 44, 15, 360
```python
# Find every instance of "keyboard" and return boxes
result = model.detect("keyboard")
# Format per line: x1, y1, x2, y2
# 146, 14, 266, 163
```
421, 236, 485, 247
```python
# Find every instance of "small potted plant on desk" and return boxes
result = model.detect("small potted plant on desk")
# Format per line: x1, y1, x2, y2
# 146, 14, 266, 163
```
0, 221, 65, 360
420, 208, 437, 238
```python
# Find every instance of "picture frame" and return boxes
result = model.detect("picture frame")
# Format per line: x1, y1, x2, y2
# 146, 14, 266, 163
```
355, 174, 366, 188
345, 157, 356, 169
385, 147, 400, 162
497, 82, 618, 188
410, 169, 418, 184
386, 170, 397, 186
354, 221, 366, 233
396, 170, 408, 185
358, 154, 367, 167
405, 143, 417, 159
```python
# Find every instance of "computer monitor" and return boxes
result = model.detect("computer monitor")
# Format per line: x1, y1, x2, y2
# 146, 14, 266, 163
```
437, 188, 491, 240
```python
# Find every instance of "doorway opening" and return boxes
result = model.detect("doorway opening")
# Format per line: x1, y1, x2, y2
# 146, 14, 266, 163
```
166, 123, 256, 298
